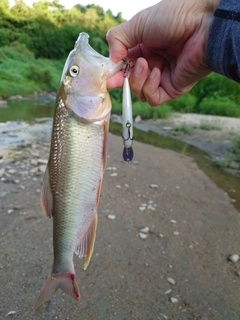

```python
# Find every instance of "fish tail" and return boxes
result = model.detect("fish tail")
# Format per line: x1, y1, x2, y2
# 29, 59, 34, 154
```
34, 272, 80, 310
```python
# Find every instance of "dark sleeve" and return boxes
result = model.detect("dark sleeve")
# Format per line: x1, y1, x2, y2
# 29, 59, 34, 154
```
206, 0, 240, 82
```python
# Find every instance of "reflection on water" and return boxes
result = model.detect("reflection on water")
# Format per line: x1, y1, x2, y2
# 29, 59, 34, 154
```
0, 95, 55, 123
0, 96, 54, 155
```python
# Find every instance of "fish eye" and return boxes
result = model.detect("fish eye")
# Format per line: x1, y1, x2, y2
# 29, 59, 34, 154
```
69, 65, 79, 77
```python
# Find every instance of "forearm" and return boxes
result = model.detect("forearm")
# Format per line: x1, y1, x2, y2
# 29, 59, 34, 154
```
206, 0, 240, 82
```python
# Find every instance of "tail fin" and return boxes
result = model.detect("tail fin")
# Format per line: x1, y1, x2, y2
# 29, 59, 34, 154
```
34, 272, 80, 310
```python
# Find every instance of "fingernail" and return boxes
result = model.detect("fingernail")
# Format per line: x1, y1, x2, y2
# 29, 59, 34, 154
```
134, 62, 143, 76
149, 68, 157, 79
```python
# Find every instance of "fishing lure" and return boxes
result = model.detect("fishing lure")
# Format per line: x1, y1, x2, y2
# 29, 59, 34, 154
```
122, 61, 134, 162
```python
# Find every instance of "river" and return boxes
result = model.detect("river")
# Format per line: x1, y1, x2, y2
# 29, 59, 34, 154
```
0, 95, 240, 211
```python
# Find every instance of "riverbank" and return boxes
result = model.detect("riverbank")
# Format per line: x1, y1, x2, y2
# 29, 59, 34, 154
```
1, 126, 240, 319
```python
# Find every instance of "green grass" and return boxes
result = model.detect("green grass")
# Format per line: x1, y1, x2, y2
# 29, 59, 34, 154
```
172, 123, 194, 135
197, 96, 240, 118
199, 119, 223, 130
217, 134, 240, 169
0, 43, 63, 98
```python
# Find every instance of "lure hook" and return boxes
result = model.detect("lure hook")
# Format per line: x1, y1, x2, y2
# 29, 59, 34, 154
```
122, 59, 134, 78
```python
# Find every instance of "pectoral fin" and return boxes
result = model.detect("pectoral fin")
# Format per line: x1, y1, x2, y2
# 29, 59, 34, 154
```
40, 164, 53, 218
75, 214, 98, 270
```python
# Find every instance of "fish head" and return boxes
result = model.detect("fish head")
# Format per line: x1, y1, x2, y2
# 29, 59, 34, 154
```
59, 32, 124, 121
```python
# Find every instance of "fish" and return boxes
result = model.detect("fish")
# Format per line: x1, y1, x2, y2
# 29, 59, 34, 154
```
34, 32, 123, 309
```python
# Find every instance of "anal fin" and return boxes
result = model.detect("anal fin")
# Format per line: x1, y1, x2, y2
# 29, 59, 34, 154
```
40, 163, 53, 218
75, 214, 98, 270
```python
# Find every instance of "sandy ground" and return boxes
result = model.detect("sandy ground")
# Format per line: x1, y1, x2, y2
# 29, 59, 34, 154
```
0, 114, 240, 319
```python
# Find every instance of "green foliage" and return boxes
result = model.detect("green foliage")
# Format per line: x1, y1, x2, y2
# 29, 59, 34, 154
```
0, 44, 62, 98
0, 0, 125, 59
172, 123, 194, 135
197, 96, 240, 117
167, 93, 197, 113
165, 73, 240, 118
217, 134, 240, 169
199, 119, 223, 130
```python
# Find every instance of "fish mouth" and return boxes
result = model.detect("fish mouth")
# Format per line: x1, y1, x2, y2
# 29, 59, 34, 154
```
74, 32, 103, 61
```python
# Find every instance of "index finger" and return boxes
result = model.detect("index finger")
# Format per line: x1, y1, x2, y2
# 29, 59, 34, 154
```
106, 25, 129, 63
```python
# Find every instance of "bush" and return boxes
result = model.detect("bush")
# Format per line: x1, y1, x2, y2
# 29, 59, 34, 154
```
168, 93, 197, 113
27, 65, 52, 84
197, 96, 240, 117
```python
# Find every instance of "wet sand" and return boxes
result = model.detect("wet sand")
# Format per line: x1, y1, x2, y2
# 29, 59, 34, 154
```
1, 128, 240, 320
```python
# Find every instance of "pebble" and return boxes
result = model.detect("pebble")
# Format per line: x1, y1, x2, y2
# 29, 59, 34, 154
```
159, 233, 164, 238
149, 184, 158, 188
167, 277, 176, 285
30, 167, 39, 174
107, 214, 116, 220
6, 311, 17, 316
106, 166, 117, 171
30, 159, 38, 166
139, 206, 146, 211
0, 192, 7, 198
173, 231, 180, 236
140, 227, 149, 233
170, 297, 178, 304
133, 161, 140, 165
110, 173, 118, 177
37, 159, 48, 165
163, 126, 173, 131
116, 185, 121, 189
159, 313, 168, 320
7, 209, 14, 214
165, 289, 172, 294
139, 232, 148, 240
170, 219, 177, 224
228, 254, 239, 263
147, 204, 155, 211
7, 169, 17, 174
134, 115, 142, 123
236, 270, 240, 277
0, 168, 5, 178
39, 165, 46, 173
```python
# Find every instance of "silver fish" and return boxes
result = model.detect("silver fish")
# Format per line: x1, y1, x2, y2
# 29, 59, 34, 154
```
34, 32, 123, 309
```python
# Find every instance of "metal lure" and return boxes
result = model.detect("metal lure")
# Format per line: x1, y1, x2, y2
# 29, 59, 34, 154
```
122, 62, 134, 162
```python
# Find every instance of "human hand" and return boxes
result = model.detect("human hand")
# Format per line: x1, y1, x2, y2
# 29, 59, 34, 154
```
106, 0, 219, 106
